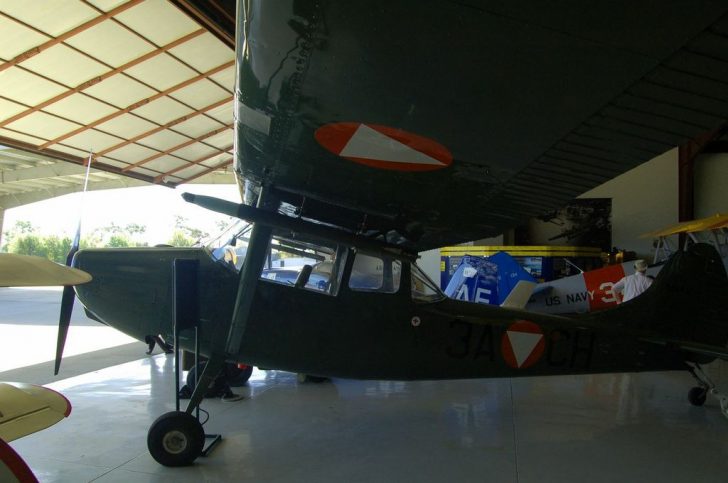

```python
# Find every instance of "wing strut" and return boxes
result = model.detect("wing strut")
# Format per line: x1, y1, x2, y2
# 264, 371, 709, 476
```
182, 191, 272, 415
178, 221, 271, 417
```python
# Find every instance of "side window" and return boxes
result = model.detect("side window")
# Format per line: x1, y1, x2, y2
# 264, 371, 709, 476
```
259, 235, 343, 296
349, 253, 401, 293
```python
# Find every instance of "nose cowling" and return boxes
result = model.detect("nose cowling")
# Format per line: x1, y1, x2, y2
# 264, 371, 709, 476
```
73, 247, 217, 343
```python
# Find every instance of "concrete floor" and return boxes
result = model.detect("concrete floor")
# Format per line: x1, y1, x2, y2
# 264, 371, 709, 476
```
0, 287, 136, 377
4, 288, 728, 482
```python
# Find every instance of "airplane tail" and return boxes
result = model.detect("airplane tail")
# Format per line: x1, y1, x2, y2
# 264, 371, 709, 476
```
500, 280, 536, 309
609, 243, 728, 361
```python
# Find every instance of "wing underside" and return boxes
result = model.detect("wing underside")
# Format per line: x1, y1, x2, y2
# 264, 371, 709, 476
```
235, 1, 728, 250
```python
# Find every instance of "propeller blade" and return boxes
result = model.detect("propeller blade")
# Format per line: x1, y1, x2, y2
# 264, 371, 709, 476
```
54, 151, 93, 375
54, 284, 76, 375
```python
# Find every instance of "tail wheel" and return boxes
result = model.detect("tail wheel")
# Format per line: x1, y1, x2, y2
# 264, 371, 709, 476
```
147, 411, 204, 466
688, 386, 708, 406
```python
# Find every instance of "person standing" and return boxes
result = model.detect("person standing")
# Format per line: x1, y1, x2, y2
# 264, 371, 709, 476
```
613, 259, 653, 303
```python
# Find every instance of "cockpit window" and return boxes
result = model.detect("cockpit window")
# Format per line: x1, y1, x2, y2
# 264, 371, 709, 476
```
349, 252, 401, 293
260, 233, 344, 296
411, 263, 445, 303
208, 221, 345, 295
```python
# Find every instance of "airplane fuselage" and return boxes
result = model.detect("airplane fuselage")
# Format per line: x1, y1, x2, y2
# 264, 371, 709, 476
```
74, 246, 689, 381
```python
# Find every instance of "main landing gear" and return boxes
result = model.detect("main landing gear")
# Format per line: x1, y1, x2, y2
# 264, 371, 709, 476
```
147, 259, 226, 467
148, 221, 273, 467
687, 362, 728, 417
147, 412, 205, 467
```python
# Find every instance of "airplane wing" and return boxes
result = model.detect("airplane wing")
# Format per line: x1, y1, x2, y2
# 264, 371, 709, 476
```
0, 382, 71, 442
0, 254, 92, 287
641, 213, 728, 238
234, 1, 728, 251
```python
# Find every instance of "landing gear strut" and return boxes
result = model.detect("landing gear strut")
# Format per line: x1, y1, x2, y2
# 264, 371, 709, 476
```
148, 218, 272, 466
687, 362, 728, 417
147, 259, 223, 466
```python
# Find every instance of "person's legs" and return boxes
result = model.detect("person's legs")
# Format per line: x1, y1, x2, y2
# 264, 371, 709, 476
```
144, 335, 156, 355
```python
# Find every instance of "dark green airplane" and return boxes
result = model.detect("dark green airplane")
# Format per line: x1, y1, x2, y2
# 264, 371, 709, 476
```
58, 0, 728, 468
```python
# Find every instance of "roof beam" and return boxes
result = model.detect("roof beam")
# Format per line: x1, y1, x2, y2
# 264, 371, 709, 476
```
0, 163, 87, 183
121, 124, 233, 172
0, 0, 143, 73
39, 61, 234, 149
0, 177, 148, 210
95, 98, 231, 157
154, 144, 233, 182
171, 0, 235, 49
0, 135, 175, 187
178, 158, 233, 184
0, 29, 206, 129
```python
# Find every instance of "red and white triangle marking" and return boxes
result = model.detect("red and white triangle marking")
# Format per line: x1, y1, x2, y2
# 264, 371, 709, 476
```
340, 124, 446, 166
315, 122, 452, 171
501, 320, 545, 369
506, 331, 543, 367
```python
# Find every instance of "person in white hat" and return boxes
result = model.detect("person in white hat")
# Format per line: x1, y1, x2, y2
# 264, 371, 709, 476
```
613, 259, 653, 303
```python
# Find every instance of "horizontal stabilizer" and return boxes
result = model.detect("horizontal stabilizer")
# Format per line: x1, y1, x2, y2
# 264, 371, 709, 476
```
500, 280, 536, 309
640, 337, 728, 361
531, 284, 553, 297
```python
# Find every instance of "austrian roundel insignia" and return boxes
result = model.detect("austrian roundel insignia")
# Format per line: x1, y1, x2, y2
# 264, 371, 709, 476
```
501, 320, 545, 369
314, 122, 453, 171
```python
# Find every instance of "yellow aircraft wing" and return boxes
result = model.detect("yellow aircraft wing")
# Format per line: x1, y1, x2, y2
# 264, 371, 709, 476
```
0, 253, 91, 287
0, 382, 71, 442
642, 213, 728, 238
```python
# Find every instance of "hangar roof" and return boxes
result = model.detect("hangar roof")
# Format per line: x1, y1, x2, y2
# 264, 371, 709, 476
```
0, 0, 236, 209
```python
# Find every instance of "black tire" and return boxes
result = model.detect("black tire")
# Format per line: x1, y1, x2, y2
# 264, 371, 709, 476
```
688, 386, 707, 406
187, 362, 252, 391
297, 373, 328, 384
226, 364, 253, 386
147, 411, 204, 467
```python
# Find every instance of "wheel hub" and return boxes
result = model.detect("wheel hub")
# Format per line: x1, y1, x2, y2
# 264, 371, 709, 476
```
162, 430, 188, 454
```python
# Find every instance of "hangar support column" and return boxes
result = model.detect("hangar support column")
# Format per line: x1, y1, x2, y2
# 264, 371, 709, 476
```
678, 126, 727, 247
0, 208, 4, 247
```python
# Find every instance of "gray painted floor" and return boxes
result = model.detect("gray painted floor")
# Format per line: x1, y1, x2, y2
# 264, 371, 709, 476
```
4, 288, 728, 482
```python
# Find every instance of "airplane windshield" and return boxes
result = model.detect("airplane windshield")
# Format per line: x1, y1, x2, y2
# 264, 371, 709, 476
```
207, 220, 252, 271
411, 263, 445, 303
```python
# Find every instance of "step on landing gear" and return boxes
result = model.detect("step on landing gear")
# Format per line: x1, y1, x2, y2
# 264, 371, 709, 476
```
687, 362, 728, 417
